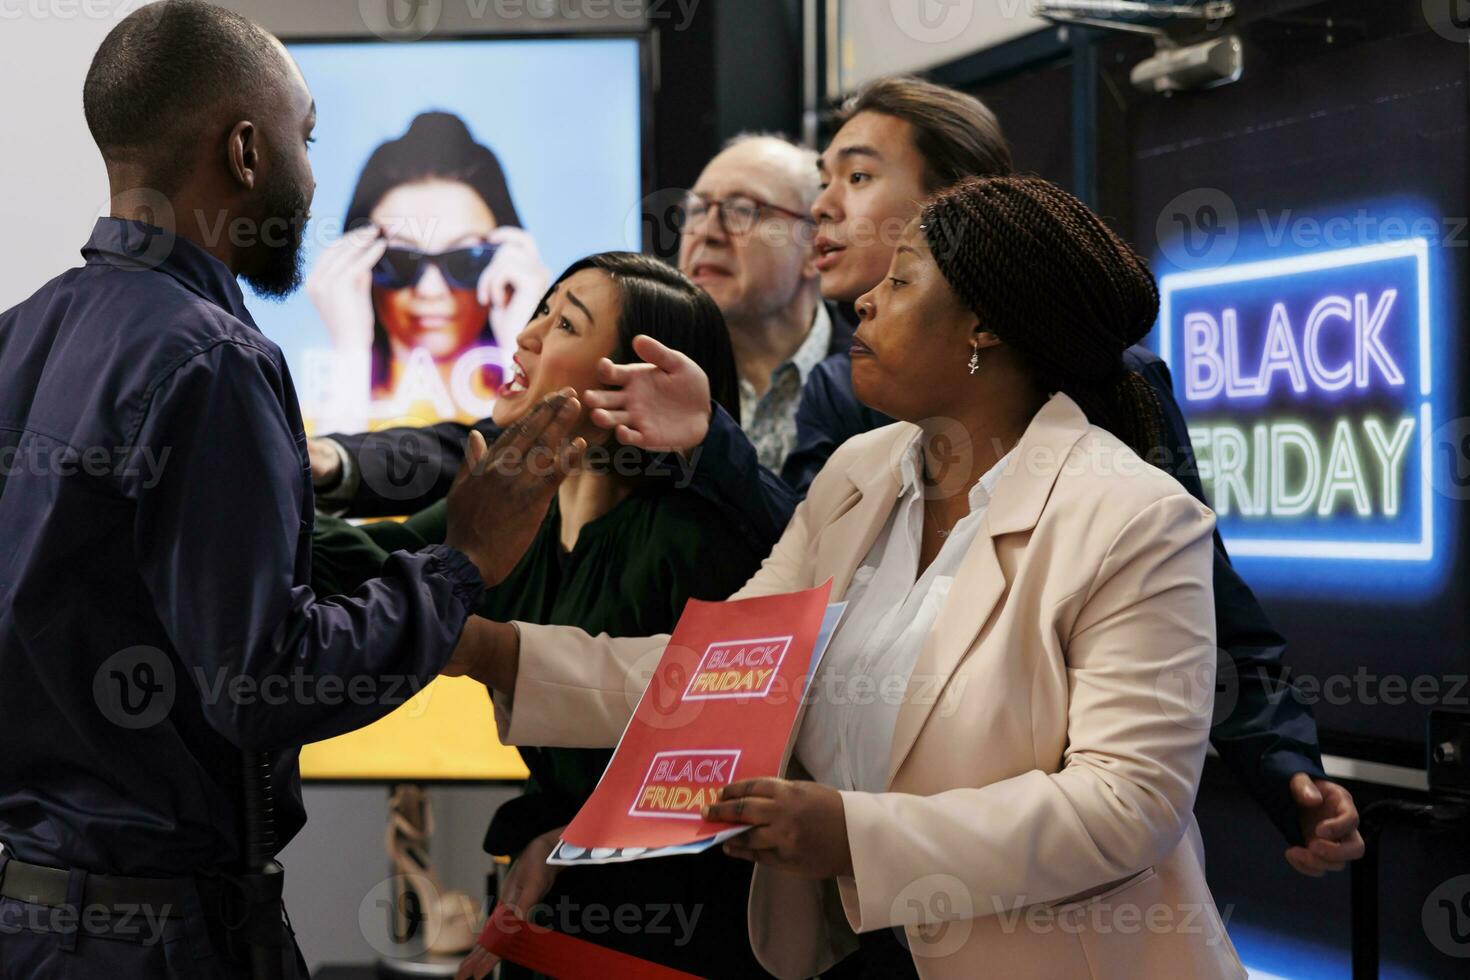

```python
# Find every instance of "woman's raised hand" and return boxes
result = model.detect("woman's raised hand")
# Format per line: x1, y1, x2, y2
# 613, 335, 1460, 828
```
305, 224, 386, 354
479, 226, 551, 351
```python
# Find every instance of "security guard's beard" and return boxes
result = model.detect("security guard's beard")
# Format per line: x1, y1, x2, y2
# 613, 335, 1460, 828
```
241, 171, 311, 299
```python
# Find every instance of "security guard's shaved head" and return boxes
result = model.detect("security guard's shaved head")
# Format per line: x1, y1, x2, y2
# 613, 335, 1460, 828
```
83, 0, 290, 194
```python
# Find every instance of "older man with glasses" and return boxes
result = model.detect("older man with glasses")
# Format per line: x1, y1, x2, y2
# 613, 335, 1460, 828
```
673, 134, 843, 471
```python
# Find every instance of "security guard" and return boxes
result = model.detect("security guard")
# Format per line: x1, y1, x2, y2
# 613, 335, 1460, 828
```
0, 3, 582, 976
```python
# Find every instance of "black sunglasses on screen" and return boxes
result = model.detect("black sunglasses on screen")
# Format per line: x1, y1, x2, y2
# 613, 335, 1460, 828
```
371, 242, 500, 291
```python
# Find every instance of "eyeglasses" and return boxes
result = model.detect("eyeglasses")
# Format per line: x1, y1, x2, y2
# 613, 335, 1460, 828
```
676, 191, 814, 237
371, 242, 499, 291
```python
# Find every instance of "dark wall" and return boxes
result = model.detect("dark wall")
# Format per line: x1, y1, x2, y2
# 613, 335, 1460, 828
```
650, 0, 802, 257
967, 58, 1074, 192
650, 0, 718, 200
714, 0, 802, 141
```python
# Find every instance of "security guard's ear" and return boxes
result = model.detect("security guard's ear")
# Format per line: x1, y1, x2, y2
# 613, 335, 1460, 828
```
227, 120, 259, 192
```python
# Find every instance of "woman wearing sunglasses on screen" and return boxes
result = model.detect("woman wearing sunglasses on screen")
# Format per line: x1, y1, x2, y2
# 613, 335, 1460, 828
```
306, 111, 549, 432
446, 177, 1247, 979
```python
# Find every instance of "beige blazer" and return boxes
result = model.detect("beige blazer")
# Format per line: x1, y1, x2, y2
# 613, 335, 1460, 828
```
495, 393, 1246, 980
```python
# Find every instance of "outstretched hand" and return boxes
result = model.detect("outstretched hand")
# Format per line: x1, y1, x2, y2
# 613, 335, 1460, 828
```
444, 389, 586, 586
583, 334, 713, 453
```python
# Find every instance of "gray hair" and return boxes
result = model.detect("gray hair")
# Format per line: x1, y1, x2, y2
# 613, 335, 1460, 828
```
721, 132, 822, 210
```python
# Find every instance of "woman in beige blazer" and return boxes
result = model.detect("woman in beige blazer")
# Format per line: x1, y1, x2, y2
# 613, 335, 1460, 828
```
449, 176, 1246, 980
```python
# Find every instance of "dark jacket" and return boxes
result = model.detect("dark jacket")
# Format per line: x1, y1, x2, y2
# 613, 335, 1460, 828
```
0, 220, 484, 878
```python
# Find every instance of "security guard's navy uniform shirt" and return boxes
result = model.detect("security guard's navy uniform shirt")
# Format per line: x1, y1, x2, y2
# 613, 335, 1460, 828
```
0, 219, 485, 878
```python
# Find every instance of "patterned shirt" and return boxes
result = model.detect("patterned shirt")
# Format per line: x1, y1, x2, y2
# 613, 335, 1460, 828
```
737, 304, 832, 472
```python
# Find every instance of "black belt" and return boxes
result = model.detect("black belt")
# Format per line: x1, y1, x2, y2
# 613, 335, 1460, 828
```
0, 856, 194, 919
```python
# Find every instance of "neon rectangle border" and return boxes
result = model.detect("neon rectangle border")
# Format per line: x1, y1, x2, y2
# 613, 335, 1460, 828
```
1157, 239, 1432, 561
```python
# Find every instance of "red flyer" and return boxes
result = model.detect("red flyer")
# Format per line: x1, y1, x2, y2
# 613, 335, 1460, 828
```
557, 581, 835, 852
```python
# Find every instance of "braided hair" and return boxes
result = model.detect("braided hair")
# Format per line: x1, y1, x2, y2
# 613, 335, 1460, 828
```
919, 175, 1166, 463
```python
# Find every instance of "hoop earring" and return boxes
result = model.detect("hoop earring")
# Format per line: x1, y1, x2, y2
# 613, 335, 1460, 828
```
968, 346, 981, 375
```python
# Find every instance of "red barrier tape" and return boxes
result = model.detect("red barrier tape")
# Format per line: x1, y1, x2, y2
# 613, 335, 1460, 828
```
479, 903, 706, 979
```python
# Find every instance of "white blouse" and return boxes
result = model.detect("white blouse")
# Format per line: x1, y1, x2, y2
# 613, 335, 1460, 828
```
794, 433, 1015, 793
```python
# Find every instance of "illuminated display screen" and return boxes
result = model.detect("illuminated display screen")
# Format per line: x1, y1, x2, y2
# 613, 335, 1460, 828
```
252, 37, 643, 438
270, 36, 644, 782
1159, 238, 1435, 565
